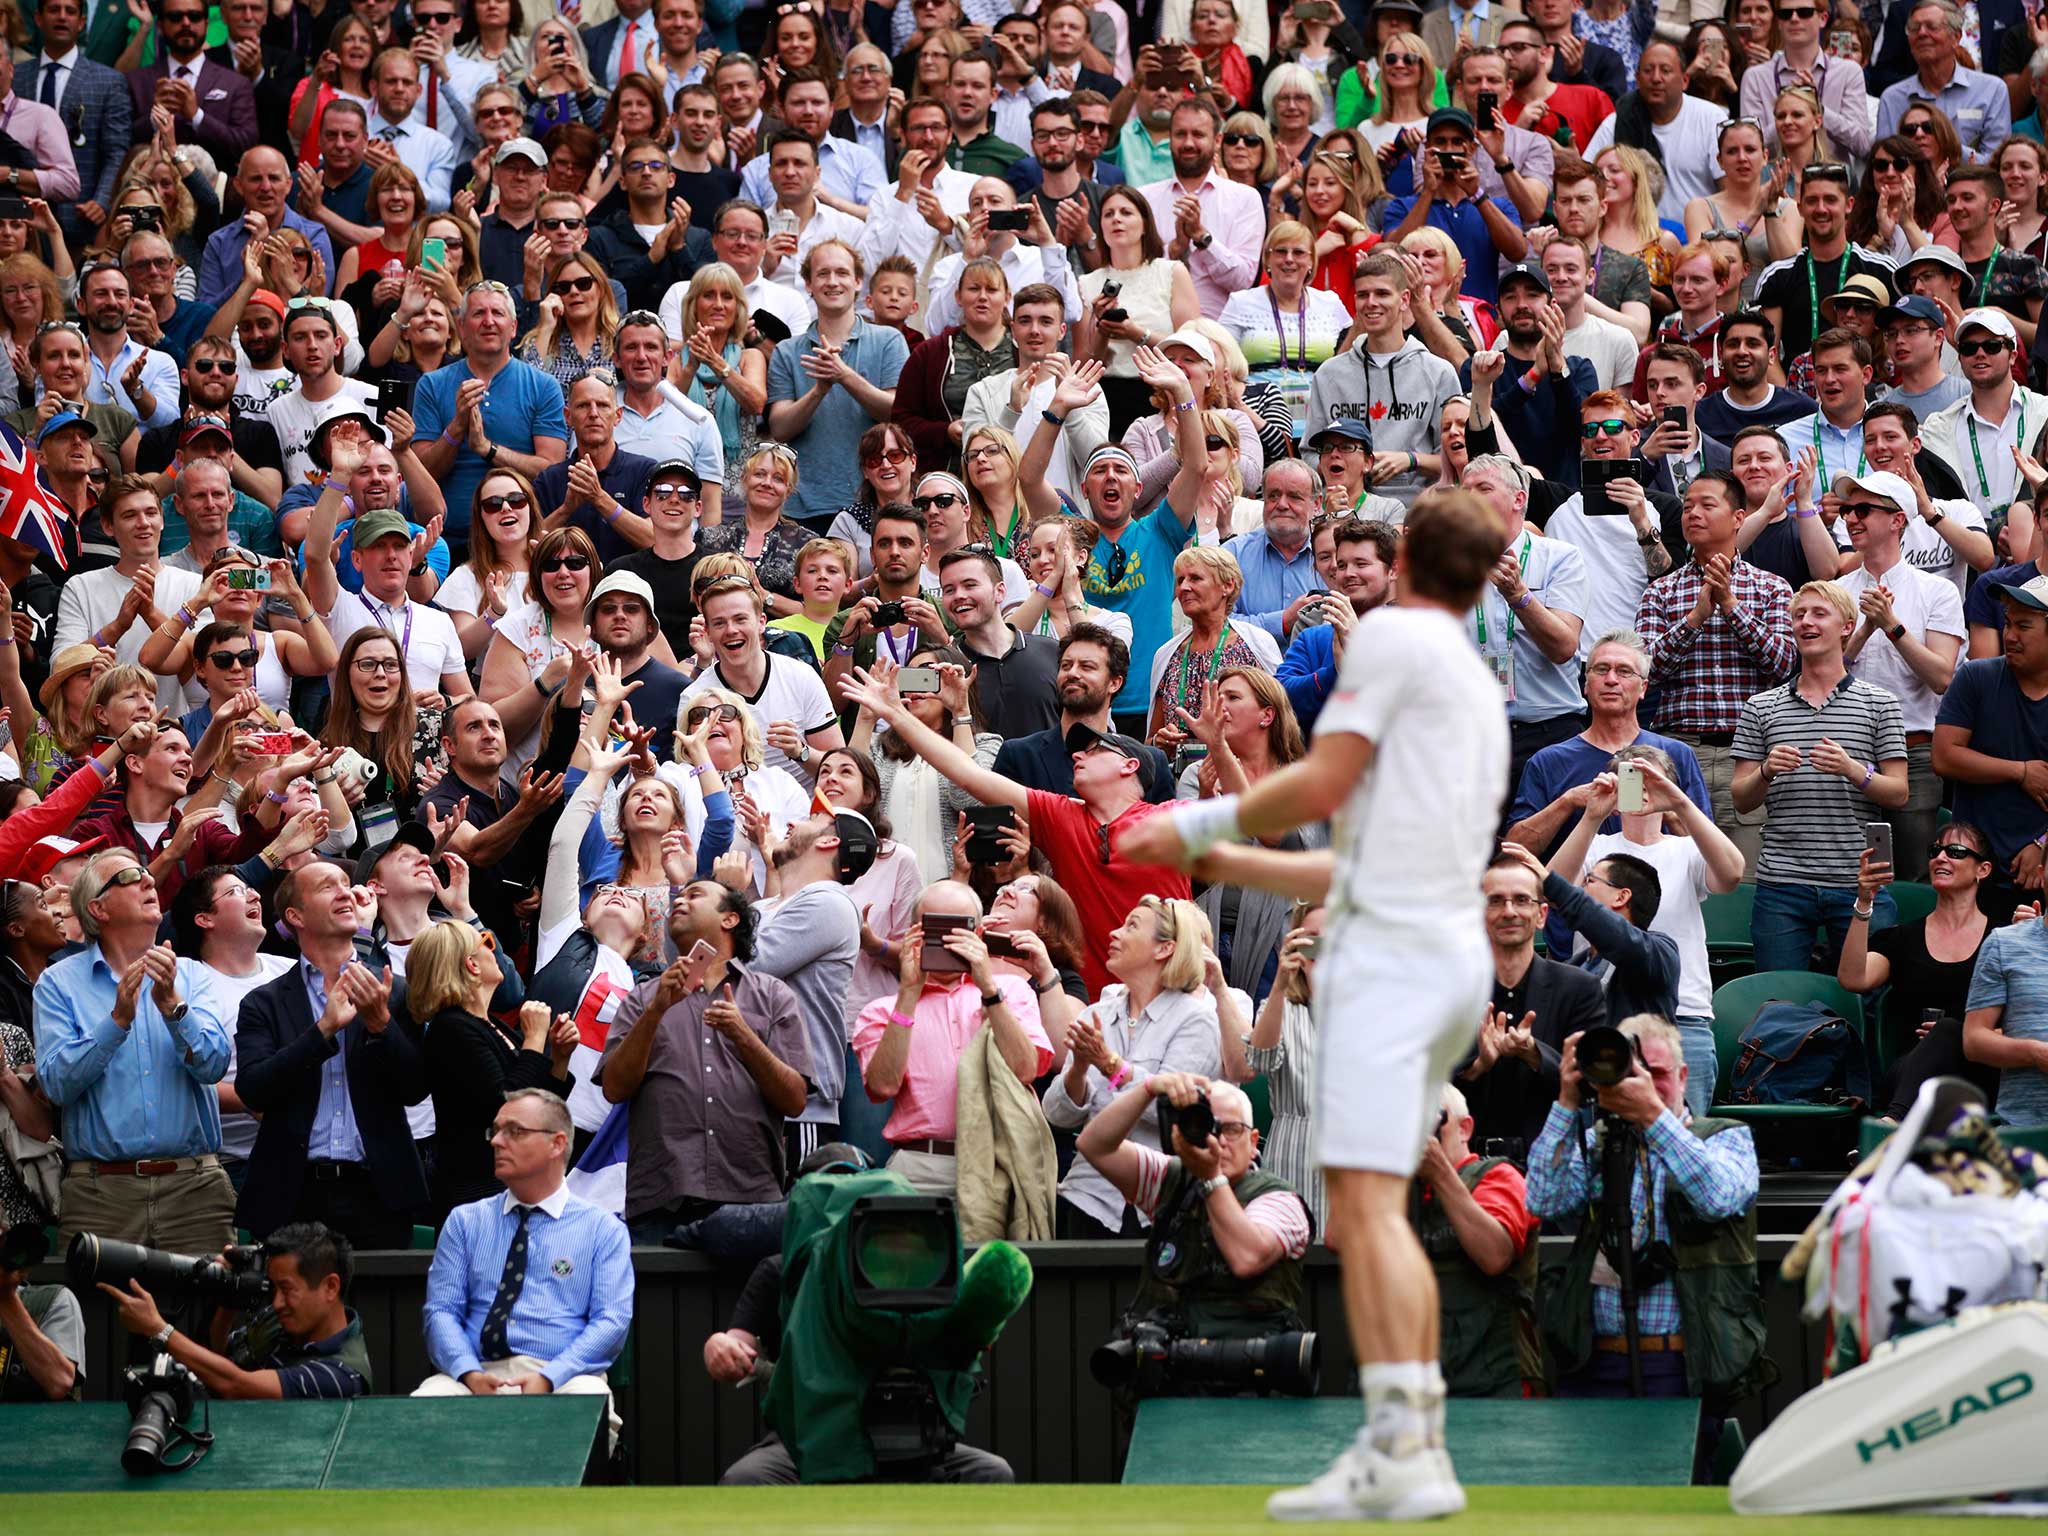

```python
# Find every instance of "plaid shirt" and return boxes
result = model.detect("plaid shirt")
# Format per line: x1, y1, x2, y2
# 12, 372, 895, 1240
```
1634, 558, 1797, 734
1526, 1102, 1759, 1339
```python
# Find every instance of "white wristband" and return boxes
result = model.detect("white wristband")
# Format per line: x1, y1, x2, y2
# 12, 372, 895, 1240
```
1170, 794, 1244, 859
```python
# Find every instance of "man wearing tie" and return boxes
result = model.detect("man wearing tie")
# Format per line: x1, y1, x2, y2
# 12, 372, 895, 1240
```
22, 0, 132, 250
583, 0, 660, 91
414, 1088, 633, 1444
406, 0, 496, 160
365, 47, 458, 212
125, 0, 258, 162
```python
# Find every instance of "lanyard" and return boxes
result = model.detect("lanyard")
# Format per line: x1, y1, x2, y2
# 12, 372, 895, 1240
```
1177, 625, 1232, 710
1811, 414, 1866, 482
370, 596, 412, 656
1474, 532, 1531, 649
1975, 245, 2003, 306
989, 504, 1023, 560
1966, 392, 2027, 502
878, 623, 913, 665
1804, 250, 1842, 343
1268, 287, 1309, 372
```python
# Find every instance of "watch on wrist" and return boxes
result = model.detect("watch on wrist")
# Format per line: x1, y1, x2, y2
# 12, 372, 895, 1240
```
1201, 1174, 1230, 1197
980, 989, 1003, 1009
1193, 232, 1213, 250
483, 442, 500, 465
1924, 507, 1945, 527
1887, 622, 1906, 640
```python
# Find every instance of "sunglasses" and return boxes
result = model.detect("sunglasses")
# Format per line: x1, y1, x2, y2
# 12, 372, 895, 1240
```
188, 357, 234, 374
1102, 541, 1128, 586
1802, 161, 1851, 183
480, 492, 531, 512
414, 8, 458, 20
1777, 5, 1817, 16
286, 294, 334, 310
1837, 500, 1898, 518
207, 648, 259, 669
648, 480, 700, 497
1903, 120, 1938, 135
1958, 336, 2013, 356
1929, 841, 1986, 861
553, 274, 599, 295
475, 929, 497, 952
862, 446, 913, 467
541, 216, 587, 231
1204, 434, 1227, 451
1221, 132, 1263, 147
1871, 155, 1911, 172
539, 553, 592, 573
686, 703, 742, 726
1581, 418, 1632, 439
913, 491, 966, 510
95, 864, 148, 897
1382, 51, 1420, 65
87, 467, 111, 484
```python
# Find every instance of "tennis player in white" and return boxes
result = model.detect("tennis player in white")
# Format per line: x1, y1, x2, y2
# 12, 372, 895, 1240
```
1123, 488, 1510, 1521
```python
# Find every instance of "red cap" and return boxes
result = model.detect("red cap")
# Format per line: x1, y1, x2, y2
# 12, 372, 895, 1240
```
20, 833, 108, 886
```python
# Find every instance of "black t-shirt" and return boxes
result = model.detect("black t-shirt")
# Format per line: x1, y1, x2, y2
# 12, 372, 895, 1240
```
135, 412, 286, 480
732, 1250, 784, 1351
674, 167, 743, 229
1870, 918, 1986, 1060
1744, 513, 1827, 592
421, 771, 520, 946
613, 547, 705, 657
1756, 248, 1895, 363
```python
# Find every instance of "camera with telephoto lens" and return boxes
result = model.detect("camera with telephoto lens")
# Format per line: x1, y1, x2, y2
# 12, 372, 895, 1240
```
1159, 1089, 1217, 1149
1576, 1024, 1639, 1091
69, 1232, 272, 1309
122, 1354, 210, 1475
1091, 1318, 1321, 1396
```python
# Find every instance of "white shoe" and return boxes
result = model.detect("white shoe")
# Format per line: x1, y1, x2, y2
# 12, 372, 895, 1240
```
1266, 1443, 1466, 1522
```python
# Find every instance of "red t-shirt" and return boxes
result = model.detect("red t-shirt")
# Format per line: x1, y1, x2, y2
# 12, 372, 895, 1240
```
1025, 788, 1193, 995
1504, 84, 1614, 154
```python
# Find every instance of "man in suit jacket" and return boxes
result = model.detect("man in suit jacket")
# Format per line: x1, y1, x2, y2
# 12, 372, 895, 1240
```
233, 860, 430, 1251
21, 0, 132, 249
1422, 0, 1506, 66
208, 0, 305, 156
126, 0, 259, 163
78, 0, 140, 65
583, 0, 660, 92
1458, 851, 1608, 1155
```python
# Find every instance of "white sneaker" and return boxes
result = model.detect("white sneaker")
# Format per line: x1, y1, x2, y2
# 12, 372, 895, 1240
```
1266, 1443, 1466, 1522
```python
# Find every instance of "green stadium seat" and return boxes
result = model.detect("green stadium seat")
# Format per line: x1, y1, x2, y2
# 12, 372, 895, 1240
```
1858, 1116, 2048, 1159
1245, 1073, 1273, 1141
1709, 971, 1866, 1128
411, 1224, 438, 1250
1889, 882, 1938, 925
1702, 886, 1756, 954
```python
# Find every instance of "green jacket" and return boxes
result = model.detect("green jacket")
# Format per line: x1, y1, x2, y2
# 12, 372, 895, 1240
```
1539, 1116, 1778, 1410
1413, 1157, 1539, 1398
1129, 1159, 1312, 1340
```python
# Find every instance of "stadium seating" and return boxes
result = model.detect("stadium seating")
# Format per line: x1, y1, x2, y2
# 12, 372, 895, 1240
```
1710, 973, 1867, 1162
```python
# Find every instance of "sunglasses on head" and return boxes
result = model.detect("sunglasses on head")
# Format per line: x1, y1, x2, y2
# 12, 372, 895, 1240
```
1803, 161, 1851, 182
913, 491, 965, 510
1930, 840, 1986, 861
553, 274, 599, 294
207, 648, 259, 669
480, 492, 531, 512
1581, 418, 1633, 439
539, 553, 592, 573
686, 703, 742, 726
1958, 336, 2012, 356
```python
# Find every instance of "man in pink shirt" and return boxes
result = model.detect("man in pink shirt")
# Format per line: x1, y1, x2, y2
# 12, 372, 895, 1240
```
1136, 96, 1264, 320
852, 880, 1051, 1195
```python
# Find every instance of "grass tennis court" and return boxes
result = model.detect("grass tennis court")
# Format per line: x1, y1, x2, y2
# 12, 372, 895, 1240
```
4, 1484, 1995, 1535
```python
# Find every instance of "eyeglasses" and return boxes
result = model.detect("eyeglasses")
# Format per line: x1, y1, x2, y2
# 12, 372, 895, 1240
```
553, 274, 599, 295
485, 1122, 554, 1143
1220, 131, 1263, 147
125, 255, 176, 272
964, 444, 1004, 462
1581, 418, 1633, 439
648, 480, 700, 498
715, 224, 764, 242
539, 553, 592, 573
480, 492, 531, 513
207, 648, 259, 669
623, 158, 669, 174
1484, 893, 1542, 911
1958, 336, 2013, 356
686, 703, 742, 726
540, 216, 587, 231
862, 446, 913, 467
913, 491, 966, 510
1033, 126, 1078, 141
188, 357, 234, 374
353, 655, 404, 674
1871, 155, 1911, 172
1211, 1122, 1253, 1142
1929, 841, 1986, 861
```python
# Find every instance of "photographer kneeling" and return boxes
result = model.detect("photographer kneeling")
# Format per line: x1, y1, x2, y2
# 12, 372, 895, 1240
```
1528, 1017, 1770, 1467
1080, 1072, 1314, 1412
97, 1223, 371, 1399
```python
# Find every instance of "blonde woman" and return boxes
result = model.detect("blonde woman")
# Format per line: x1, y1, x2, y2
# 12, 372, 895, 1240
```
1360, 30, 1435, 174
521, 15, 607, 133
479, 522, 601, 777
960, 423, 1031, 563
1596, 144, 1680, 295
1145, 544, 1282, 758
1220, 222, 1354, 443
665, 679, 811, 894
1401, 225, 1501, 354
0, 254, 61, 414
695, 445, 813, 613
1772, 84, 1834, 203
1220, 111, 1279, 191
680, 262, 768, 498
334, 161, 428, 316
518, 250, 619, 387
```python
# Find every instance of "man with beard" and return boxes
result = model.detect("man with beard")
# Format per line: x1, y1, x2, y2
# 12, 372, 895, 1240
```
1136, 97, 1262, 321
1756, 164, 1896, 366
945, 52, 1023, 178
1694, 311, 1826, 443
1727, 425, 1841, 592
1114, 61, 1182, 188
961, 284, 1107, 505
1947, 165, 2046, 343
196, 148, 334, 309
584, 572, 688, 760
992, 621, 1173, 800
668, 85, 741, 230
1920, 307, 2048, 525
1275, 515, 1395, 735
227, 290, 293, 421
1025, 98, 1111, 273
1385, 109, 1528, 307
1497, 14, 1615, 153
584, 141, 709, 313
419, 699, 567, 948
77, 263, 178, 432
820, 502, 950, 701
134, 335, 285, 507
1859, 401, 1995, 598
850, 99, 977, 274
126, 0, 258, 161
1877, 292, 1969, 421
1457, 267, 1590, 487
364, 47, 456, 212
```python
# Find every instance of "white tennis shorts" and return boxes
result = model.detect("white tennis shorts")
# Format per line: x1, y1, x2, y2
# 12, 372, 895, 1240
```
1312, 925, 1490, 1175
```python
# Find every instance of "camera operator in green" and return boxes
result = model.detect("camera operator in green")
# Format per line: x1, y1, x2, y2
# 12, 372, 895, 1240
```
1080, 1071, 1317, 1414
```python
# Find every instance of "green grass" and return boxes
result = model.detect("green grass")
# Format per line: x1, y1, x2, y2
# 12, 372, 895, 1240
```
0, 1485, 1997, 1535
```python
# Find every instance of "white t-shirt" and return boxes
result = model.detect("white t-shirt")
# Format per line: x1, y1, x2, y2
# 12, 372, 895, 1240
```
491, 599, 578, 779
1585, 95, 1730, 218
1563, 314, 1643, 392
384, 939, 436, 1140
53, 563, 204, 713
435, 565, 529, 617
201, 954, 298, 1160
1542, 493, 1658, 660
1578, 831, 1714, 1019
1838, 559, 1966, 734
1317, 605, 1507, 935
680, 651, 838, 782
325, 588, 467, 695
267, 378, 378, 488
1899, 500, 1987, 598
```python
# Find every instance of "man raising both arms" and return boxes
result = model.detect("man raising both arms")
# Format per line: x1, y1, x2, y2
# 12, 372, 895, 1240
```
1123, 487, 1510, 1521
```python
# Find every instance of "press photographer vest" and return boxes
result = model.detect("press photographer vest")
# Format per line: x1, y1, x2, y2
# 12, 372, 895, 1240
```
1131, 1162, 1313, 1339
1412, 1156, 1540, 1398
1540, 1116, 1778, 1409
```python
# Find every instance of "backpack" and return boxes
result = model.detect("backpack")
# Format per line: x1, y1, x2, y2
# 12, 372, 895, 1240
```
1729, 1000, 1869, 1109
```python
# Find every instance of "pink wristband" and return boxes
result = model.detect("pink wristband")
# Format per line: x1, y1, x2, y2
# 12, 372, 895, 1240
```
1107, 1061, 1132, 1091
886, 1008, 915, 1031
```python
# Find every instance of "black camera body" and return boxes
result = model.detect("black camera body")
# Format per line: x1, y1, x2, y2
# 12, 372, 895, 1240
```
122, 1354, 206, 1475
70, 1232, 272, 1309
872, 599, 908, 629
862, 1368, 960, 1469
1158, 1090, 1216, 1149
1091, 1317, 1320, 1397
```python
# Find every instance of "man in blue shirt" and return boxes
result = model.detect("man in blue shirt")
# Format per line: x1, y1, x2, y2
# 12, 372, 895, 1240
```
1381, 108, 1528, 307
1874, 0, 2012, 162
737, 65, 887, 214
417, 1087, 633, 1443
196, 146, 336, 309
1225, 459, 1326, 645
35, 844, 236, 1254
410, 281, 569, 547
1276, 514, 1395, 734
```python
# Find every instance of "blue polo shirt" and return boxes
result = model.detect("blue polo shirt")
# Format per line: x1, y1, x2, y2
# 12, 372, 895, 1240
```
1064, 498, 1197, 716
766, 317, 909, 524
1379, 192, 1523, 305
410, 358, 569, 540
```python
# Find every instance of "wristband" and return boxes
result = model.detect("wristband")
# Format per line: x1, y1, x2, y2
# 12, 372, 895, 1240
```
1107, 1059, 1132, 1091
886, 1008, 916, 1030
602, 501, 623, 524
0, 633, 13, 647
150, 1323, 174, 1348
1509, 591, 1531, 611
1035, 582, 1057, 599
1860, 762, 1875, 790
341, 493, 356, 518
1794, 504, 1817, 519
265, 788, 289, 805
177, 605, 198, 629
441, 426, 463, 444
692, 760, 717, 776
832, 644, 855, 657
1172, 398, 1197, 412
1042, 408, 1065, 426
1170, 792, 1244, 860
1851, 904, 1874, 921
1406, 451, 1418, 473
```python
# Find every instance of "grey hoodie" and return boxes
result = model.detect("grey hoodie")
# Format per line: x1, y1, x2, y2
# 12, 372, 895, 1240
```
1303, 335, 1463, 506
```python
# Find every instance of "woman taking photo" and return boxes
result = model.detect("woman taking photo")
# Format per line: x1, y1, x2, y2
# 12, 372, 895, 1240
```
1009, 516, 1132, 643
679, 263, 769, 502
522, 18, 608, 135
289, 13, 378, 157
1239, 902, 1327, 1229
321, 627, 444, 828
961, 424, 1032, 564
849, 650, 998, 883
481, 522, 601, 779
457, 0, 531, 81
1076, 186, 1201, 436
140, 549, 335, 712
695, 445, 812, 614
1120, 327, 1262, 512
984, 873, 1087, 1065
334, 162, 428, 319
1145, 547, 1281, 760
893, 257, 1016, 474
0, 254, 61, 416
827, 422, 918, 580
414, 918, 576, 1217
809, 746, 922, 1020
1997, 138, 2048, 264
1222, 223, 1354, 442
364, 218, 473, 380
1597, 145, 1680, 306
1683, 117, 1782, 282
1850, 134, 1943, 261
1044, 895, 1224, 1237
518, 251, 619, 387
438, 471, 537, 657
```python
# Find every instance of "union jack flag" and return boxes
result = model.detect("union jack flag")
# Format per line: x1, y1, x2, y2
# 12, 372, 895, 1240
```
0, 422, 72, 571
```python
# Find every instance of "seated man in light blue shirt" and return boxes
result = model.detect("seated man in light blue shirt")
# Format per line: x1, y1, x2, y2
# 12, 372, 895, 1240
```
1874, 0, 2012, 162
416, 1086, 633, 1444
35, 844, 236, 1254
737, 66, 885, 215
1225, 459, 1326, 644
1962, 908, 2048, 1128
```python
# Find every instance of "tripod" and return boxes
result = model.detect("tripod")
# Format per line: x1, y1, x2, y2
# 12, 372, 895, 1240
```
1593, 1107, 1645, 1398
